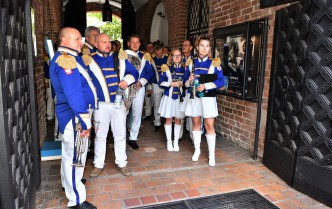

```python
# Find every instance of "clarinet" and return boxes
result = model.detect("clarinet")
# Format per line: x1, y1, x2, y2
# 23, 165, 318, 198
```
189, 56, 196, 99
172, 66, 183, 102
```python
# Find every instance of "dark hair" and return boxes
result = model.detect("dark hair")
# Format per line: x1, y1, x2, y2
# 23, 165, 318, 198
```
128, 34, 140, 42
198, 37, 211, 45
154, 42, 164, 51
146, 42, 153, 46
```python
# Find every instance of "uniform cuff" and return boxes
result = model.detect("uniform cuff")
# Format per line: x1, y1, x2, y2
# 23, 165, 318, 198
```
123, 75, 136, 86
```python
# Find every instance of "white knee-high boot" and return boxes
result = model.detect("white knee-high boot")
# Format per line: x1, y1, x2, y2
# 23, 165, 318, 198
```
164, 124, 173, 151
173, 124, 181, 152
206, 134, 216, 166
192, 131, 201, 161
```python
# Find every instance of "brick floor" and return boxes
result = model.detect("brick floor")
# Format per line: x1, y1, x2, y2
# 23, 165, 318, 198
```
35, 119, 331, 209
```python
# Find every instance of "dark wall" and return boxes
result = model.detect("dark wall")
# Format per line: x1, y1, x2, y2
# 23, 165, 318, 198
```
121, 0, 136, 49
64, 0, 87, 36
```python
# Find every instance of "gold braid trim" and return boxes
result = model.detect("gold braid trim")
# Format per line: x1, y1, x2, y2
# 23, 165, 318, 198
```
161, 64, 169, 72
143, 52, 151, 61
212, 58, 221, 67
185, 58, 192, 66
82, 54, 92, 66
118, 49, 128, 60
56, 53, 77, 69
82, 45, 90, 55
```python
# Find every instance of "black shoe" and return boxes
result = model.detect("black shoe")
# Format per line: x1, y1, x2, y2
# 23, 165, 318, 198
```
129, 140, 139, 150
69, 201, 96, 209
154, 125, 160, 131
81, 178, 86, 184
143, 115, 152, 120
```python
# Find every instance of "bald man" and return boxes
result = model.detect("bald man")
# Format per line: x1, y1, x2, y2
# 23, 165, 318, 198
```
87, 33, 138, 178
49, 27, 97, 209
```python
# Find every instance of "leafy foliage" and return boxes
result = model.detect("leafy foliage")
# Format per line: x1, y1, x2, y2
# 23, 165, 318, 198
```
87, 12, 122, 40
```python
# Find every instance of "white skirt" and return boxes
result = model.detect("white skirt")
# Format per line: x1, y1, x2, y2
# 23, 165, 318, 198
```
183, 94, 218, 118
158, 96, 185, 118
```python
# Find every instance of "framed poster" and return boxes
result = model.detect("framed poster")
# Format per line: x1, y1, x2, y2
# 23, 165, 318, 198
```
213, 20, 267, 101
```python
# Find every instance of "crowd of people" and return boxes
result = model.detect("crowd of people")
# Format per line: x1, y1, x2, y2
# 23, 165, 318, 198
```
47, 26, 224, 209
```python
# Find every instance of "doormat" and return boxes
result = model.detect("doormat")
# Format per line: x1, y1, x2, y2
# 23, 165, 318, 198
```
134, 189, 279, 209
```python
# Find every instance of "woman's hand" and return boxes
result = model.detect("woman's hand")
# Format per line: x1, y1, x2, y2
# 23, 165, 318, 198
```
196, 84, 205, 92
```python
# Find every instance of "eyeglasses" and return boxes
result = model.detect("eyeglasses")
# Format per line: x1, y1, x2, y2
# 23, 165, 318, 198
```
172, 55, 181, 58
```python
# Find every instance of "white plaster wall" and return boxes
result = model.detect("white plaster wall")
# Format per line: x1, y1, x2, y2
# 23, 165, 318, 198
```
150, 2, 168, 45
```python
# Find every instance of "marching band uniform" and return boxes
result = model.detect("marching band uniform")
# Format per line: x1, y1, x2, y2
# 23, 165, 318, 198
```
126, 50, 153, 149
88, 50, 138, 175
183, 56, 225, 166
82, 42, 96, 55
158, 64, 185, 151
49, 46, 97, 207
151, 54, 168, 130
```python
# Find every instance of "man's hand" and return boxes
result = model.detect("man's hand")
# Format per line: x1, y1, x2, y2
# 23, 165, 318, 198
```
80, 129, 91, 138
119, 80, 128, 89
146, 89, 152, 96
136, 81, 142, 89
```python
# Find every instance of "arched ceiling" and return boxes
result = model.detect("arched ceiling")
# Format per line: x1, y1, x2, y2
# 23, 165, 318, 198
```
63, 0, 148, 11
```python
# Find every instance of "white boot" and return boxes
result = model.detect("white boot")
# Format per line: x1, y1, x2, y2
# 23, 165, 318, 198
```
206, 134, 216, 166
164, 124, 173, 151
192, 131, 201, 161
173, 124, 181, 152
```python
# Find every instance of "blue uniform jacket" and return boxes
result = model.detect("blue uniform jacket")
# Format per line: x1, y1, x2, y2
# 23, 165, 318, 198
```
151, 54, 168, 84
49, 46, 97, 133
137, 51, 153, 85
88, 51, 139, 103
158, 64, 185, 100
183, 56, 225, 96
82, 42, 96, 54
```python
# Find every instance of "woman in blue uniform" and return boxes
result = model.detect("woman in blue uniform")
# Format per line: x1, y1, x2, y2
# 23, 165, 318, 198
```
183, 37, 225, 166
158, 49, 185, 152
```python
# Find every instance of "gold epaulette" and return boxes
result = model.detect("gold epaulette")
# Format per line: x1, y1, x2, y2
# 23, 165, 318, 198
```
82, 54, 92, 66
82, 45, 90, 55
211, 58, 221, 67
118, 49, 128, 60
140, 50, 145, 54
43, 55, 49, 62
143, 52, 151, 61
152, 54, 156, 58
185, 58, 192, 66
161, 64, 169, 72
56, 52, 77, 69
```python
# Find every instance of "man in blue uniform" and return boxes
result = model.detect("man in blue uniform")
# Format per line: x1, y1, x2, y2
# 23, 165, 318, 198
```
49, 27, 97, 209
125, 34, 153, 150
151, 43, 168, 131
82, 26, 100, 55
88, 33, 138, 178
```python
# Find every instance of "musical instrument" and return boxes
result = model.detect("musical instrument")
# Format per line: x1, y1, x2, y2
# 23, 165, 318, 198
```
189, 58, 196, 99
72, 122, 86, 167
172, 67, 183, 102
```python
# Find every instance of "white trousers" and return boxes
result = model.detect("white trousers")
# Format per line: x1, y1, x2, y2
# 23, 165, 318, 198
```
128, 86, 145, 141
152, 83, 163, 126
93, 102, 128, 168
61, 119, 88, 207
46, 87, 54, 120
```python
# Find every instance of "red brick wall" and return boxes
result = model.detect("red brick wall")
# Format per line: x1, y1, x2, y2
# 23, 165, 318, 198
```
43, 0, 62, 43
136, 0, 189, 48
33, 0, 47, 146
136, 0, 161, 45
209, 0, 290, 155
137, 0, 291, 156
